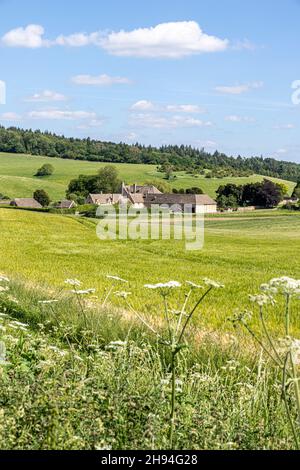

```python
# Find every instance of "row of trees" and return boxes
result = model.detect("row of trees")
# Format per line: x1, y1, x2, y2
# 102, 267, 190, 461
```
1, 125, 300, 181
216, 180, 287, 209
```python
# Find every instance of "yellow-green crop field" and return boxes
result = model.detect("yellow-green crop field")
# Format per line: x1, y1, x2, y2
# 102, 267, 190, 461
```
1, 208, 300, 330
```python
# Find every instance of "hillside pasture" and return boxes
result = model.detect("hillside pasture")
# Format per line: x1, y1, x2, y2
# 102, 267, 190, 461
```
0, 152, 296, 200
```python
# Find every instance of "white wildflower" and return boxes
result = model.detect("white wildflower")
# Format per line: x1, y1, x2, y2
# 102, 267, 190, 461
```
0, 286, 9, 293
65, 279, 81, 287
268, 277, 300, 296
106, 275, 128, 283
0, 275, 9, 283
161, 379, 170, 386
144, 281, 182, 290
10, 321, 28, 328
114, 291, 131, 299
203, 278, 225, 289
186, 281, 203, 289
107, 340, 127, 349
249, 294, 276, 307
38, 300, 59, 305
71, 289, 96, 295
48, 346, 68, 357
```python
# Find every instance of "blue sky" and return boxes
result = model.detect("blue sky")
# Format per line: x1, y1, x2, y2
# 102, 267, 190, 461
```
0, 0, 299, 162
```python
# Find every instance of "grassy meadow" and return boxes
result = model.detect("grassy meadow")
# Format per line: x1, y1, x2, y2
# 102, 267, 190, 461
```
1, 207, 300, 331
0, 152, 296, 200
1, 216, 300, 449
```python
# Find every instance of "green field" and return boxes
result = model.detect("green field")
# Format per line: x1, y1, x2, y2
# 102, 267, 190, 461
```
0, 152, 296, 200
1, 208, 300, 330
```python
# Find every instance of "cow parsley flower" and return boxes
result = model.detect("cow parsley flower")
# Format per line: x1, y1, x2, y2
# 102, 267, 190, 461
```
65, 279, 81, 287
203, 278, 225, 289
71, 289, 96, 295
145, 281, 182, 290
186, 281, 203, 289
106, 275, 128, 283
249, 293, 276, 307
10, 321, 28, 328
0, 286, 9, 293
268, 277, 300, 296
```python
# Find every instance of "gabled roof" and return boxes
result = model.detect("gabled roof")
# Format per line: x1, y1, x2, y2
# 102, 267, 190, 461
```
144, 194, 216, 206
128, 193, 145, 204
11, 198, 43, 209
122, 183, 162, 196
87, 194, 123, 205
56, 200, 76, 209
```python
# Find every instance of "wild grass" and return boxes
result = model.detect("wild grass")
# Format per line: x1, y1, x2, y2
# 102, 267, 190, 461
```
0, 152, 295, 200
0, 276, 299, 450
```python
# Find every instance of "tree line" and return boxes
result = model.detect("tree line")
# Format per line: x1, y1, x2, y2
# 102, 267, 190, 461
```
1, 125, 300, 181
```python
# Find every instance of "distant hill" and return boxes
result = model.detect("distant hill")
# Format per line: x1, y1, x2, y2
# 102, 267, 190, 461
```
0, 152, 296, 201
1, 125, 300, 182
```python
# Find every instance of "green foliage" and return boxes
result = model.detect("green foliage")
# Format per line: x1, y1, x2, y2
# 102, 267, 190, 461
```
66, 165, 121, 199
1, 125, 300, 181
292, 181, 300, 199
0, 277, 298, 450
35, 163, 54, 177
33, 189, 51, 207
173, 187, 204, 195
0, 152, 295, 201
217, 179, 282, 209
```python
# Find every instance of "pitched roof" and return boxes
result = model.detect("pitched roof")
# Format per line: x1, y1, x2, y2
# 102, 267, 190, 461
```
88, 194, 122, 205
56, 200, 76, 209
144, 194, 216, 206
12, 198, 43, 209
122, 183, 162, 196
128, 193, 145, 204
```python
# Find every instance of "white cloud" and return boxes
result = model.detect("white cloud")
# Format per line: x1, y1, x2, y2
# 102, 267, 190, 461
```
131, 101, 205, 113
1, 24, 49, 48
273, 123, 295, 130
165, 104, 206, 113
0, 112, 22, 121
232, 39, 256, 51
72, 74, 131, 86
276, 148, 288, 154
215, 82, 263, 95
55, 32, 101, 47
24, 90, 67, 102
28, 109, 97, 120
100, 21, 229, 58
130, 113, 212, 129
131, 100, 155, 111
1, 22, 229, 58
225, 115, 256, 123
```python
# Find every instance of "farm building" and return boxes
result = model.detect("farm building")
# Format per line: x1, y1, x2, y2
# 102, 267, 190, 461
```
144, 194, 217, 214
55, 200, 77, 210
10, 198, 43, 209
86, 182, 162, 208
86, 194, 127, 205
